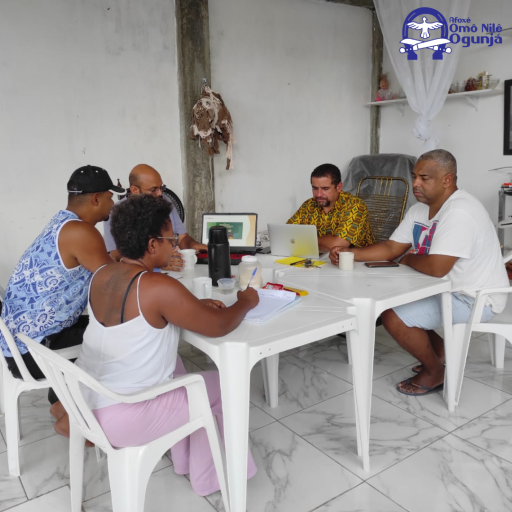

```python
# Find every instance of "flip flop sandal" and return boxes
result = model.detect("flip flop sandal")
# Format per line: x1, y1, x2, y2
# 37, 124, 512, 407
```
412, 363, 445, 374
396, 378, 444, 396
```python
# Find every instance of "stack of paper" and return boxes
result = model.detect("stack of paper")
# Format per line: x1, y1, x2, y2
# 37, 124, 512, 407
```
244, 288, 300, 324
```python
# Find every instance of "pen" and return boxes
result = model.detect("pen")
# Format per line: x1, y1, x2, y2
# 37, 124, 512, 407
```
245, 268, 258, 290
290, 259, 307, 266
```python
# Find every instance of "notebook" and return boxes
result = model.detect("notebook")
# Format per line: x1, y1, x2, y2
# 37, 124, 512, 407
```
197, 213, 258, 265
243, 289, 301, 324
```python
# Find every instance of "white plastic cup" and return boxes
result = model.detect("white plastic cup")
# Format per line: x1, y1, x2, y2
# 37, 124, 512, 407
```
217, 277, 236, 294
192, 277, 212, 299
180, 249, 197, 270
339, 252, 355, 271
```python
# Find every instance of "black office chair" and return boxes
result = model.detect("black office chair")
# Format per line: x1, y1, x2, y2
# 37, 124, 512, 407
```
163, 187, 185, 222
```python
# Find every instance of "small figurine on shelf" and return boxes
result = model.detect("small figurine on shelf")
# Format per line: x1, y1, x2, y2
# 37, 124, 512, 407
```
376, 73, 392, 101
465, 77, 478, 91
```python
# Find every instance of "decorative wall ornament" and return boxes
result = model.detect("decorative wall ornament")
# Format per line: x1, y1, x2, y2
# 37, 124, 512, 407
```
190, 84, 235, 170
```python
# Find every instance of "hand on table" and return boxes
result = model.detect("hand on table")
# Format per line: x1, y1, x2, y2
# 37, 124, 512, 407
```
201, 299, 226, 309
161, 247, 184, 272
329, 246, 352, 266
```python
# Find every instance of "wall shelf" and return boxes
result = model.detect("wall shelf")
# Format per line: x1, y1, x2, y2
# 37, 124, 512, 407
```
367, 88, 503, 114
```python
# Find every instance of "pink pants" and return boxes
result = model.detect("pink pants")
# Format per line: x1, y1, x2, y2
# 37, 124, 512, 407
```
93, 357, 257, 496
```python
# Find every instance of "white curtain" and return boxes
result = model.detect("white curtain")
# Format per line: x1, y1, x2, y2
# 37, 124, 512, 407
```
374, 0, 471, 151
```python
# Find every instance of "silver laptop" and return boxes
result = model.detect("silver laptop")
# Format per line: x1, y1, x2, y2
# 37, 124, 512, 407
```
268, 224, 319, 259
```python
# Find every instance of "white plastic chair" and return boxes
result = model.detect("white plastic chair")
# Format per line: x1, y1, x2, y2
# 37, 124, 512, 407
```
20, 334, 231, 512
485, 251, 512, 368
444, 251, 512, 408
446, 285, 512, 408
0, 318, 80, 476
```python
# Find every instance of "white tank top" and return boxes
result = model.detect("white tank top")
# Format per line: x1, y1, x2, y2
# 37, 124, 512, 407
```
76, 268, 179, 410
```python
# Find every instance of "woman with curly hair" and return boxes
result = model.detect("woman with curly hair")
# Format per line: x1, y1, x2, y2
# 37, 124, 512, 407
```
75, 194, 259, 497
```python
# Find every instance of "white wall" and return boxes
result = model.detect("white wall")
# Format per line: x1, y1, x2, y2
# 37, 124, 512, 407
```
379, 0, 512, 223
0, 0, 182, 286
209, 0, 372, 230
0, 0, 373, 286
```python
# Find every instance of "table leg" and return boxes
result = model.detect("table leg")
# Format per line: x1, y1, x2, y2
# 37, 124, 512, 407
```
440, 291, 456, 412
218, 343, 252, 512
346, 331, 361, 458
489, 333, 506, 369
346, 303, 375, 473
261, 354, 279, 408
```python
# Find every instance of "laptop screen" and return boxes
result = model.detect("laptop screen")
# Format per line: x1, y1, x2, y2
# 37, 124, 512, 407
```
201, 213, 258, 249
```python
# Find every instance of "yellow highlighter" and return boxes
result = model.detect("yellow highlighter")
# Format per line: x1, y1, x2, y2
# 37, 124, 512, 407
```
283, 286, 309, 297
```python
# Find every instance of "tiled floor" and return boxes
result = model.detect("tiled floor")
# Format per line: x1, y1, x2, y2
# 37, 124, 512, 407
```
2, 327, 512, 512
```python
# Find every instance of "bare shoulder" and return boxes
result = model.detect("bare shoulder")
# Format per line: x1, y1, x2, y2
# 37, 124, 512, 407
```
59, 220, 110, 271
60, 220, 104, 241
142, 271, 185, 289
139, 271, 191, 302
59, 220, 108, 255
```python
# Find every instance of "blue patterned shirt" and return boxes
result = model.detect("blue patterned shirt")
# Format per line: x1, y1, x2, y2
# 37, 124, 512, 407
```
0, 210, 92, 357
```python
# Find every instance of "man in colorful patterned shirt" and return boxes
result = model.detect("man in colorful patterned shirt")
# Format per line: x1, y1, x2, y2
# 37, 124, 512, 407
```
287, 163, 375, 251
0, 166, 123, 425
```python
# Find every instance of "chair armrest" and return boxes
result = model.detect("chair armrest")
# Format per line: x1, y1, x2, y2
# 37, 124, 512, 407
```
20, 331, 208, 406
474, 286, 512, 299
54, 346, 81, 360
86, 373, 207, 405
464, 286, 512, 338
0, 286, 5, 301
472, 286, 512, 313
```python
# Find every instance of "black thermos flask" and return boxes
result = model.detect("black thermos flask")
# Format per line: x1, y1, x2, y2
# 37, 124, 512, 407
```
208, 226, 231, 286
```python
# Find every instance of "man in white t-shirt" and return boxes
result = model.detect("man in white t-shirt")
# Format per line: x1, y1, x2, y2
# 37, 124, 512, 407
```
329, 149, 509, 397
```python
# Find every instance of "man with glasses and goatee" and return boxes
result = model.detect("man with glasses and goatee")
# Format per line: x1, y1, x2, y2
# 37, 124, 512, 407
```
103, 164, 206, 270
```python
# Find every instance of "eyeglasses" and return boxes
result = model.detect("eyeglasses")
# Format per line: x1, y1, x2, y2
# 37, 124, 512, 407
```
137, 184, 166, 195
157, 234, 179, 248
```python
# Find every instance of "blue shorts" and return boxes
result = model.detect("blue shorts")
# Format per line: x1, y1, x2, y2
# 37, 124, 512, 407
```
393, 292, 495, 330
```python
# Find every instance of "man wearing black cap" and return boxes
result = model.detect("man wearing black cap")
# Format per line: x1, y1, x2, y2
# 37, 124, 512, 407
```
0, 165, 124, 428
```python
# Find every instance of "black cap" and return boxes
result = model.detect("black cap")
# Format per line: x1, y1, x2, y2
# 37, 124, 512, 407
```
67, 165, 125, 195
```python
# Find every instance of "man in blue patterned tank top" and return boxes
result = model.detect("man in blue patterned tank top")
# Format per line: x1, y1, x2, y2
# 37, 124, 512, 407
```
0, 166, 124, 417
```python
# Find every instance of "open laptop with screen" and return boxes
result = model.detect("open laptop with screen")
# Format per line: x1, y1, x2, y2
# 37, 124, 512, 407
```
197, 213, 258, 265
268, 224, 319, 259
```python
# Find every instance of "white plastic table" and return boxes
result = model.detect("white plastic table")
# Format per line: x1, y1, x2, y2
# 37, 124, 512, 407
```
271, 261, 453, 473
174, 261, 357, 512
